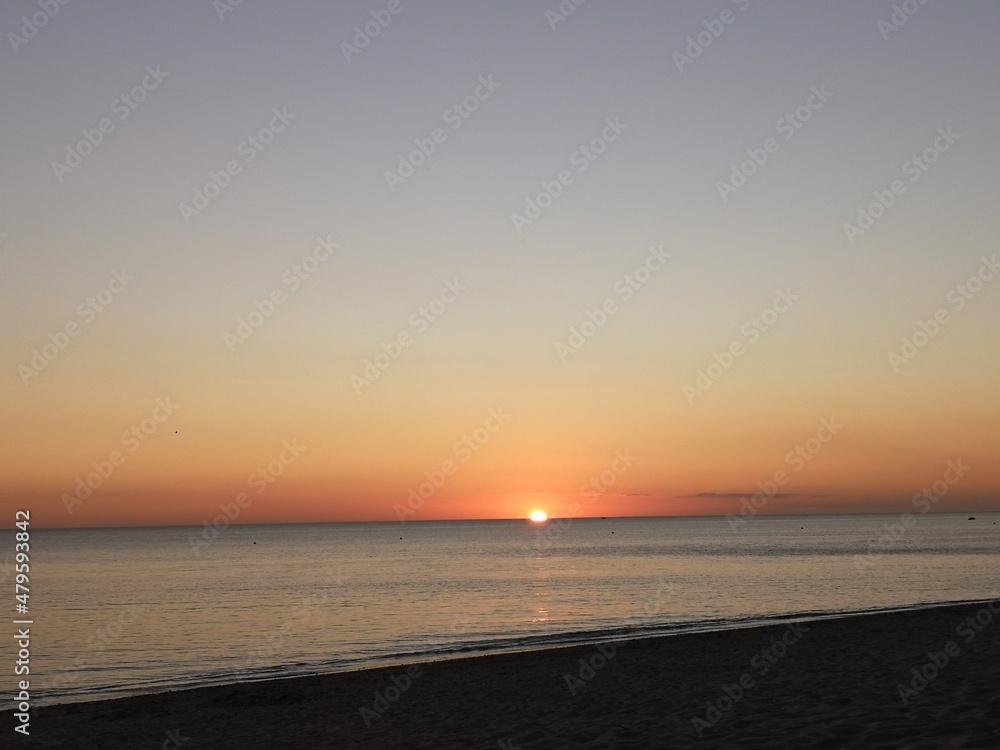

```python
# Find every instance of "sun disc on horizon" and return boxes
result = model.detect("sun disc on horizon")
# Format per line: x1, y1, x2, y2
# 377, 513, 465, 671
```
529, 510, 548, 523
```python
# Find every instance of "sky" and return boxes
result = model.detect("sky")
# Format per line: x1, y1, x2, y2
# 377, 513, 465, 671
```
1, 0, 998, 528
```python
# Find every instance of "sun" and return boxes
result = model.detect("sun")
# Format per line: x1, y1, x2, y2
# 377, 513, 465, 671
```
529, 510, 548, 523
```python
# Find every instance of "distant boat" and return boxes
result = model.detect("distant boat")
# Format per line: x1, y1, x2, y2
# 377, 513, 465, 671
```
968, 516, 976, 521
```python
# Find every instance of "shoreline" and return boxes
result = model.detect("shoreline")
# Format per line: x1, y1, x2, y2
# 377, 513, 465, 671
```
20, 599, 1000, 748
21, 595, 1000, 711
14, 510, 999, 532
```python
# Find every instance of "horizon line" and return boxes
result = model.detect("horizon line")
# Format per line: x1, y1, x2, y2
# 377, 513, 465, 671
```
9, 508, 997, 532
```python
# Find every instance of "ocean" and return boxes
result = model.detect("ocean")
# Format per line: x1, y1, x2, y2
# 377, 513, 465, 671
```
9, 512, 1000, 707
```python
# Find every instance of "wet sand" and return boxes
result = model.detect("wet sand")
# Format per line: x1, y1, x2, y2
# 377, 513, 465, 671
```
18, 601, 1000, 749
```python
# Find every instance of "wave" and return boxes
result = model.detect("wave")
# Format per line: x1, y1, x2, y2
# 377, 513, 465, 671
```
24, 595, 998, 709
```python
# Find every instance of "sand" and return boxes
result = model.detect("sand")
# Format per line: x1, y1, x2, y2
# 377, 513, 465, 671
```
15, 601, 1000, 749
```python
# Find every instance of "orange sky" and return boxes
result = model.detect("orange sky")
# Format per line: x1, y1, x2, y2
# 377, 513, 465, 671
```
3, 346, 998, 528
2, 2, 999, 528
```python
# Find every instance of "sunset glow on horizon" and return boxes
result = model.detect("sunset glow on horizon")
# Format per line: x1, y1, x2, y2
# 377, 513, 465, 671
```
1, 2, 998, 530
7, 6, 1000, 750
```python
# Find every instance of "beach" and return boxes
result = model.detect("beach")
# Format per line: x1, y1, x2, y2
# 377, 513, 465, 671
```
7, 0, 1000, 746
19, 600, 1000, 749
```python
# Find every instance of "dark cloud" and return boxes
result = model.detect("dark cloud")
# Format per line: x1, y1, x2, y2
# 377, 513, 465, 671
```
685, 492, 830, 500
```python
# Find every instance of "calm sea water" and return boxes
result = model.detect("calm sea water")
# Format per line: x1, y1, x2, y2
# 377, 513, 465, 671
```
5, 513, 1000, 706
